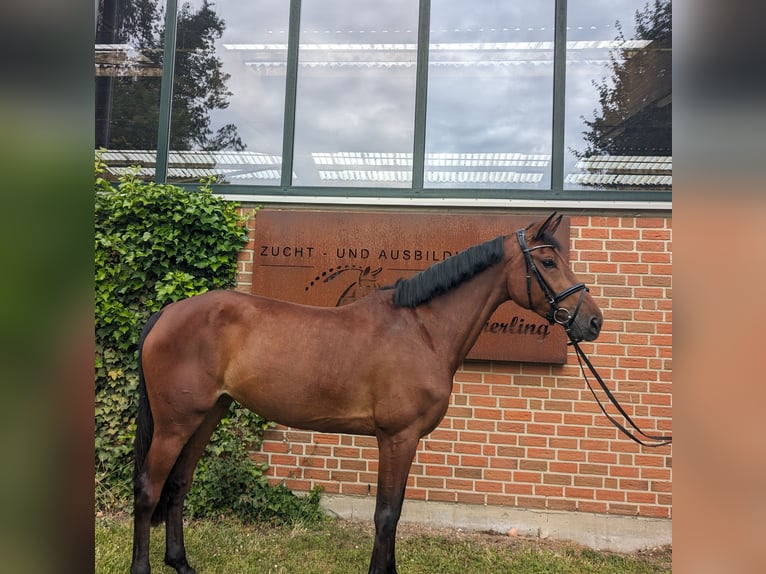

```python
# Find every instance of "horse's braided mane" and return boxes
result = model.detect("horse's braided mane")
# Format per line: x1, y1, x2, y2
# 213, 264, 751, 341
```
391, 236, 506, 308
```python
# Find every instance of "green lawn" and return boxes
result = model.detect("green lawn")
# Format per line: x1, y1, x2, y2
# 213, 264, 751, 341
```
96, 515, 671, 574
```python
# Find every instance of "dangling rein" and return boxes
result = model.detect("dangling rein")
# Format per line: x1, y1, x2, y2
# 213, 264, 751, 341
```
568, 337, 672, 447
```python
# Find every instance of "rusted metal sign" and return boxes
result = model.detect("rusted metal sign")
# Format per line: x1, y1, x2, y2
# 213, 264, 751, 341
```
251, 210, 570, 363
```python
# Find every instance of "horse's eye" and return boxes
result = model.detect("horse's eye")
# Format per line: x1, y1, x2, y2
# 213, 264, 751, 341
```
541, 259, 556, 269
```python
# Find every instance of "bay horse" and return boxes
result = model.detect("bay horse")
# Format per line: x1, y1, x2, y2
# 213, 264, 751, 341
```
130, 212, 603, 574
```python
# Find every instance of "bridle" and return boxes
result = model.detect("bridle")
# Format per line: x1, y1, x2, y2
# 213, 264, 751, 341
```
516, 228, 589, 341
515, 227, 672, 448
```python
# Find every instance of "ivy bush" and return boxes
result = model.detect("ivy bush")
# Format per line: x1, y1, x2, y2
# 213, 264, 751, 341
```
95, 158, 323, 524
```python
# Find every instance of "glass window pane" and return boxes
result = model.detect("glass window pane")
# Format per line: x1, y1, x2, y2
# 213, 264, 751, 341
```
167, 0, 290, 185
425, 0, 555, 189
292, 0, 420, 188
564, 0, 672, 191
95, 0, 167, 181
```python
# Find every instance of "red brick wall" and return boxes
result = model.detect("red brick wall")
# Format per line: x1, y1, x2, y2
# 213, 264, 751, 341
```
235, 210, 672, 519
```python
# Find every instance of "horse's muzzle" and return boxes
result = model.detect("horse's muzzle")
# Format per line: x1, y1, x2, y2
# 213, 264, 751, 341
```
569, 313, 602, 342
583, 314, 603, 341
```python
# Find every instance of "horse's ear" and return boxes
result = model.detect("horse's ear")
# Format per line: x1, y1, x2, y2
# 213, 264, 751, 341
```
529, 212, 559, 240
545, 213, 563, 237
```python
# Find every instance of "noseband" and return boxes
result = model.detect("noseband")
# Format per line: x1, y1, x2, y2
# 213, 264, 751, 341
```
516, 228, 589, 340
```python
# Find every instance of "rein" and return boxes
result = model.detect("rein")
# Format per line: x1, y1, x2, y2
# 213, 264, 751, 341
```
516, 228, 672, 448
568, 338, 672, 447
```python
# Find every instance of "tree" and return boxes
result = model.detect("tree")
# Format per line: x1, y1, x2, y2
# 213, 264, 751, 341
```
95, 0, 245, 152
578, 0, 672, 159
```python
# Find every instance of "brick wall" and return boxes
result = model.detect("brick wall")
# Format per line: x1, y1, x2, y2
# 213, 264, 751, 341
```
235, 210, 672, 520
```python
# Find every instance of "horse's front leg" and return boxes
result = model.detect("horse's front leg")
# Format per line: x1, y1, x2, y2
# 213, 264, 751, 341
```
368, 432, 419, 574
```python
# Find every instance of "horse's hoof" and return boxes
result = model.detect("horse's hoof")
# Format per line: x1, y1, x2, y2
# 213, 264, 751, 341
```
165, 557, 196, 574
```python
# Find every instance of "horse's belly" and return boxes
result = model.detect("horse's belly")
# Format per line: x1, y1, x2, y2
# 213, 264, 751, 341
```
280, 414, 377, 436
223, 373, 377, 436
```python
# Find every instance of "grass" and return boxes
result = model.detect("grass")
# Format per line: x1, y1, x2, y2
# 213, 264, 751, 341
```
96, 515, 671, 574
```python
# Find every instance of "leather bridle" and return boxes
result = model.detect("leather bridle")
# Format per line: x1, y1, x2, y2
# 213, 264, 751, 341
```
516, 228, 589, 341
515, 227, 672, 447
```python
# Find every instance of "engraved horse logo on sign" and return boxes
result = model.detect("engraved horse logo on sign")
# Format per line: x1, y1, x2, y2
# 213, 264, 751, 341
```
305, 265, 383, 306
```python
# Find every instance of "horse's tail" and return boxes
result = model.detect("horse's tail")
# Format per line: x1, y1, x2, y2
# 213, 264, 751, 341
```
133, 310, 165, 524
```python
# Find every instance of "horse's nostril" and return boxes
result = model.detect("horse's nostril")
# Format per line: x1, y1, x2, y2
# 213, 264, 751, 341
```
590, 315, 602, 331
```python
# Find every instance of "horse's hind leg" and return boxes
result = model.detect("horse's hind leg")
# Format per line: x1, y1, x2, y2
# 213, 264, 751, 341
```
132, 427, 200, 574
162, 396, 233, 574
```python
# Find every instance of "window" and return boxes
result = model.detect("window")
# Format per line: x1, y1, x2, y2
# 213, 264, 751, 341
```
95, 0, 167, 181
293, 0, 420, 188
167, 0, 290, 185
425, 1, 555, 190
95, 0, 671, 202
564, 0, 671, 192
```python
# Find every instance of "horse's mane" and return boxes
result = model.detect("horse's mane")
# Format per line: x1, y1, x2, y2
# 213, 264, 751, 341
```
392, 236, 506, 308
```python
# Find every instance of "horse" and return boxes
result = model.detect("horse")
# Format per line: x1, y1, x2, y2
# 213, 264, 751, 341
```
130, 212, 603, 574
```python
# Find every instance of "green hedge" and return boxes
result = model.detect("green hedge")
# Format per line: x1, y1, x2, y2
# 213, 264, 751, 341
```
94, 158, 323, 524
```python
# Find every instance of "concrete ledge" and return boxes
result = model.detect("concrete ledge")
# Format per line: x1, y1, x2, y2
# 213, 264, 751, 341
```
320, 494, 671, 553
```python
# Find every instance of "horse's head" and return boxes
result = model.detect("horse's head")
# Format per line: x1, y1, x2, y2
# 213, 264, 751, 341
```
505, 213, 603, 342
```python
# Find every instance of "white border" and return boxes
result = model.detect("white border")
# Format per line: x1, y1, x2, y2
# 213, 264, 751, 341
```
217, 193, 671, 211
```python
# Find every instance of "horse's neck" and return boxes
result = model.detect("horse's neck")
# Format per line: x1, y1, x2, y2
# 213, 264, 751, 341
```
419, 263, 509, 369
